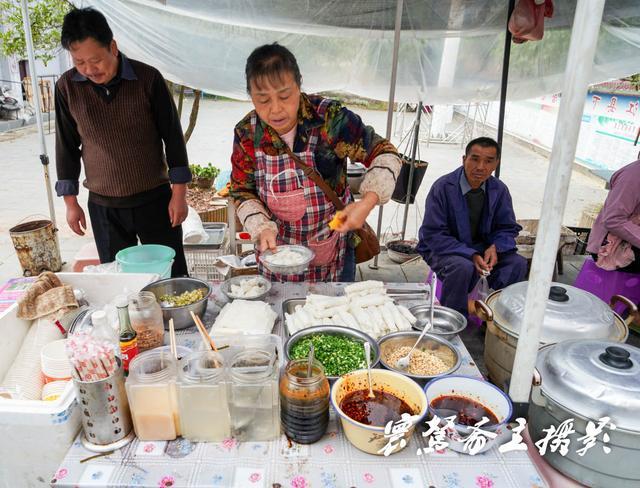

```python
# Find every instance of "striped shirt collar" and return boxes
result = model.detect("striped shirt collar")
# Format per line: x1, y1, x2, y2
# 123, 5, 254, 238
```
460, 169, 486, 195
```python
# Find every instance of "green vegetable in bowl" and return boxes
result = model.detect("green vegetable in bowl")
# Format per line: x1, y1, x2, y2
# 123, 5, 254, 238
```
289, 334, 366, 376
159, 288, 207, 307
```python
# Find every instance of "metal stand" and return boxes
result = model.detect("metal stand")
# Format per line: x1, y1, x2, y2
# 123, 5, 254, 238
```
370, 0, 404, 270
401, 102, 423, 239
495, 0, 516, 179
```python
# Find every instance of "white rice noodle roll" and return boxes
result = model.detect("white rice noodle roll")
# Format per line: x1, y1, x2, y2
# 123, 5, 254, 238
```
332, 314, 346, 327
379, 305, 396, 331
313, 304, 349, 319
386, 303, 409, 331
397, 304, 418, 325
338, 310, 359, 330
344, 280, 384, 295
306, 294, 349, 309
296, 307, 313, 327
350, 306, 370, 330
352, 294, 391, 309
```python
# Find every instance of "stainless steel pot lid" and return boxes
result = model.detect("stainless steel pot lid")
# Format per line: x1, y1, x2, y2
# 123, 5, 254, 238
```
492, 282, 617, 343
537, 340, 640, 432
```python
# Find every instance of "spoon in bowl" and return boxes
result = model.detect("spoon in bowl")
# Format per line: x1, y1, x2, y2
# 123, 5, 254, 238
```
396, 271, 437, 371
307, 344, 314, 378
364, 342, 375, 399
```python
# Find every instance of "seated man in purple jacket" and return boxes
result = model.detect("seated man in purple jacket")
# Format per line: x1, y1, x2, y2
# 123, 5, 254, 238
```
417, 137, 527, 317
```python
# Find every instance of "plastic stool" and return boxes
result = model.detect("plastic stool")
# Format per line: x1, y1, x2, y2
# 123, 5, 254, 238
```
574, 257, 640, 317
72, 242, 100, 272
426, 269, 485, 327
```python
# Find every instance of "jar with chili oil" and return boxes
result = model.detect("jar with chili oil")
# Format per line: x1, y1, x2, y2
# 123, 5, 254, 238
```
280, 359, 330, 444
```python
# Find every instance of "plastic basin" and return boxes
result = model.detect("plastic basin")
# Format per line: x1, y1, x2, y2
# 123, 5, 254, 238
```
116, 244, 175, 279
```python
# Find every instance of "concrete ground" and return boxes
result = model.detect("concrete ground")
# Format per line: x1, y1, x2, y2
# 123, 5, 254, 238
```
1, 98, 637, 376
0, 98, 609, 285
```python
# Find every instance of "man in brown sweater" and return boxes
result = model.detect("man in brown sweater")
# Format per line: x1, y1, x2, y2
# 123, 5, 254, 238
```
55, 7, 190, 276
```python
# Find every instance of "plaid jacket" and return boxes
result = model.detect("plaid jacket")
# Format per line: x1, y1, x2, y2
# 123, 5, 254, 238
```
230, 93, 398, 205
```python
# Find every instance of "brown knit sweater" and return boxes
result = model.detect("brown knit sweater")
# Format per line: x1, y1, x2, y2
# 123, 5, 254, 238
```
56, 60, 171, 198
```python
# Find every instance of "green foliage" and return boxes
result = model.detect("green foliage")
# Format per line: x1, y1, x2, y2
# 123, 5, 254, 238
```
623, 74, 640, 91
0, 0, 71, 65
190, 163, 220, 180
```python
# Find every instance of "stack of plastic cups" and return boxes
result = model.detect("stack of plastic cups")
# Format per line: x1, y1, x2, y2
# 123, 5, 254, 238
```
41, 339, 73, 384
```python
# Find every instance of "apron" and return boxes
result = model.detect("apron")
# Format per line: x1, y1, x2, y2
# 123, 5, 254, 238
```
252, 101, 350, 282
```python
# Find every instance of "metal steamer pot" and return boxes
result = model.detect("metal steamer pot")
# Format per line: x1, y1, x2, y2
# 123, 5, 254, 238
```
347, 162, 366, 195
474, 282, 633, 391
528, 340, 640, 487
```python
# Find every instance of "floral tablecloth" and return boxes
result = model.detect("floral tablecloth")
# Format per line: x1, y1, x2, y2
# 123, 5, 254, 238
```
53, 283, 546, 488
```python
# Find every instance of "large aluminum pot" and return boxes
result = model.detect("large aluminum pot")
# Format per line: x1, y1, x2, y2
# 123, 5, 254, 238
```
347, 162, 366, 195
528, 340, 640, 488
474, 282, 633, 391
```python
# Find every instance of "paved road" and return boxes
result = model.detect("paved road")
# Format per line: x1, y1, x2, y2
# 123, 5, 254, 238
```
0, 99, 609, 283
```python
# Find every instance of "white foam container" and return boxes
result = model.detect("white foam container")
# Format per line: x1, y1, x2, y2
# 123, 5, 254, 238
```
0, 272, 158, 487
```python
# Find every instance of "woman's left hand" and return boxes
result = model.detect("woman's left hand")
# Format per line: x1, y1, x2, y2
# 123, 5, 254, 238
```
333, 192, 379, 233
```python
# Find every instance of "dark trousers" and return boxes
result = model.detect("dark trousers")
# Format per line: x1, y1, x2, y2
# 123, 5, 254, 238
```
339, 239, 356, 282
429, 251, 528, 316
88, 193, 188, 277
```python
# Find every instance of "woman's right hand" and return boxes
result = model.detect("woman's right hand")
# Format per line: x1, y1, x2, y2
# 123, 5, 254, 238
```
258, 228, 278, 253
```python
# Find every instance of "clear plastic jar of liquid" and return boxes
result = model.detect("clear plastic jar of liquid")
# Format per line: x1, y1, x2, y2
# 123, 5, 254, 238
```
177, 351, 230, 442
126, 349, 178, 441
280, 359, 330, 444
128, 292, 164, 352
228, 348, 280, 441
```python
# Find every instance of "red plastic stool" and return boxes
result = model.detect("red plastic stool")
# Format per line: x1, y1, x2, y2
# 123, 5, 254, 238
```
72, 242, 100, 272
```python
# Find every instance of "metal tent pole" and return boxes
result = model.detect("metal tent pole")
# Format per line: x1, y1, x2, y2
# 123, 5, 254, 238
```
495, 0, 516, 179
20, 0, 57, 229
371, 0, 404, 270
401, 102, 422, 239
508, 0, 606, 416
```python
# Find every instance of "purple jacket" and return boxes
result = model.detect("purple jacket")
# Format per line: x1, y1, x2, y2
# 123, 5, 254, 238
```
587, 159, 640, 255
417, 167, 521, 263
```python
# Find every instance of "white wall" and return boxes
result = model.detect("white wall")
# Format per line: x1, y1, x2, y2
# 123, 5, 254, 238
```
475, 90, 640, 173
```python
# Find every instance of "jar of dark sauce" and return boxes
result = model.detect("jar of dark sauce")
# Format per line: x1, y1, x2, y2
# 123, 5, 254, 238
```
280, 359, 330, 444
430, 395, 499, 426
340, 389, 413, 426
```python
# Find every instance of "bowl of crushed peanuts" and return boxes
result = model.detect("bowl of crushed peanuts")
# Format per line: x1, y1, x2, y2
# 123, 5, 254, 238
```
142, 277, 211, 330
377, 331, 461, 385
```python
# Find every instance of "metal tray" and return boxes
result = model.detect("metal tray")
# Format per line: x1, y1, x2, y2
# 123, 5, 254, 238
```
282, 298, 306, 336
184, 222, 227, 249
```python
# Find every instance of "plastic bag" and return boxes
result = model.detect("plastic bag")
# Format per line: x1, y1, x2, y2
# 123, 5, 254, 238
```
468, 274, 495, 326
472, 275, 493, 302
508, 0, 554, 44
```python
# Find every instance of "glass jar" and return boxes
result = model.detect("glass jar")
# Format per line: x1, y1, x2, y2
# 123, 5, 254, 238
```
280, 359, 330, 444
177, 351, 230, 442
128, 292, 164, 352
125, 349, 178, 441
228, 348, 280, 441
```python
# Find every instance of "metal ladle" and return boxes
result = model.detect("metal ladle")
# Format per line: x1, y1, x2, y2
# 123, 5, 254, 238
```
396, 271, 437, 371
307, 344, 314, 378
364, 342, 375, 399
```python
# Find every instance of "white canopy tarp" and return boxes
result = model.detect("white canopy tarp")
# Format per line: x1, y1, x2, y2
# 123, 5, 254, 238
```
73, 0, 640, 103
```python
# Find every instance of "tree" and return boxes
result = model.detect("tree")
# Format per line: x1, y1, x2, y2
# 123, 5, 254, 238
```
166, 80, 202, 144
0, 0, 71, 65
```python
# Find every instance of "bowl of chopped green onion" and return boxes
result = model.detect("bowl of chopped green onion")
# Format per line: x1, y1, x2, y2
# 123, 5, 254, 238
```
284, 326, 380, 381
141, 277, 211, 330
